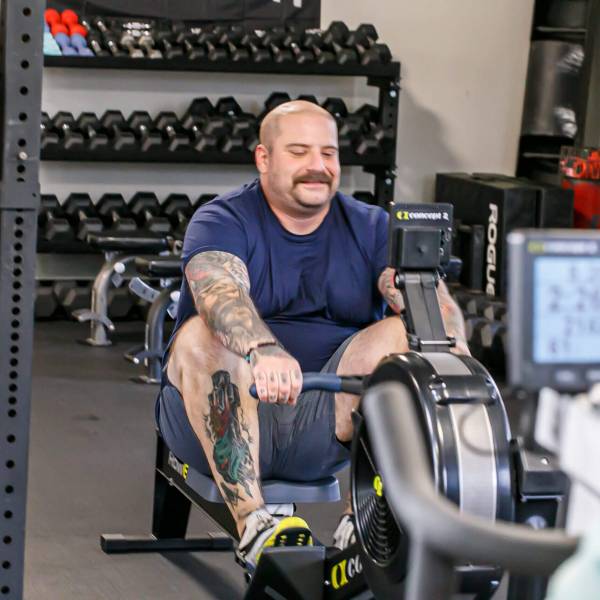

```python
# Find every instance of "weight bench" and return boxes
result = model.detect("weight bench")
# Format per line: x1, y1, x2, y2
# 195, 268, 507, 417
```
73, 232, 169, 346
101, 433, 341, 550
125, 256, 183, 384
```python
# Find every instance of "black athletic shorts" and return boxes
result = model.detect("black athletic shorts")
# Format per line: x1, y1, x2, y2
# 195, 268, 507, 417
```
155, 334, 355, 482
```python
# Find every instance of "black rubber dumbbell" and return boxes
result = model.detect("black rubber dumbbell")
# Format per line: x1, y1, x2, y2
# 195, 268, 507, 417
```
86, 32, 110, 57
129, 192, 171, 234
100, 110, 137, 151
321, 21, 359, 65
467, 317, 507, 373
322, 97, 348, 119
464, 316, 490, 361
353, 107, 394, 155
162, 193, 192, 238
262, 27, 294, 64
154, 112, 191, 152
191, 119, 224, 152
202, 113, 229, 145
281, 25, 314, 64
355, 103, 379, 126
346, 21, 392, 65
321, 97, 353, 149
303, 29, 336, 65
92, 17, 110, 35
92, 17, 125, 57
41, 112, 60, 150
246, 31, 271, 63
103, 32, 126, 57
119, 31, 144, 58
465, 296, 505, 320
75, 113, 109, 151
345, 23, 389, 64
213, 97, 248, 153
52, 111, 85, 151
337, 113, 366, 151
155, 30, 184, 59
128, 111, 163, 152
219, 25, 250, 62
38, 194, 73, 243
354, 126, 387, 155
345, 23, 379, 49
63, 193, 104, 241
181, 97, 215, 127
176, 31, 205, 60
54, 281, 92, 315
186, 98, 229, 151
35, 283, 59, 319
360, 42, 392, 65
482, 301, 508, 324
96, 193, 138, 233
138, 33, 163, 59
195, 29, 228, 61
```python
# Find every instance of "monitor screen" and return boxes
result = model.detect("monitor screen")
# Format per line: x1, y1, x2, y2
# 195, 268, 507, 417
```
533, 256, 600, 364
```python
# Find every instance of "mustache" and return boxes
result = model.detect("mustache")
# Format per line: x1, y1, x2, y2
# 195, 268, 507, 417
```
293, 171, 332, 185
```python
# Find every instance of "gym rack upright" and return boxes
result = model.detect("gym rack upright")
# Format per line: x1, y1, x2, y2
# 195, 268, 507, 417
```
0, 1, 44, 599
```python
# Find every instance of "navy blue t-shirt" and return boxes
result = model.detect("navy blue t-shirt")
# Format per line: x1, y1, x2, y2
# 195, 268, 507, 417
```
170, 179, 389, 372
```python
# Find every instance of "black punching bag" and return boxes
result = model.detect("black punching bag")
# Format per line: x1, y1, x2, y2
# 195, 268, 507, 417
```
521, 41, 584, 139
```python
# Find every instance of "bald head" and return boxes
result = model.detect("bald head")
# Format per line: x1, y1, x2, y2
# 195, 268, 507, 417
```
259, 100, 336, 150
254, 99, 341, 219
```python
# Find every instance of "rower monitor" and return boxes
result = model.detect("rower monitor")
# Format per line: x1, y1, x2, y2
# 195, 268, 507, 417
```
508, 230, 600, 392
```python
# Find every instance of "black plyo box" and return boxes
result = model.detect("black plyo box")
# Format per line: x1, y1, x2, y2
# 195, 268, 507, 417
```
435, 173, 541, 298
455, 223, 485, 291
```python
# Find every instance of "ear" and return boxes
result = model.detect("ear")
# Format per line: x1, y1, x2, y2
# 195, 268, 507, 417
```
255, 144, 269, 174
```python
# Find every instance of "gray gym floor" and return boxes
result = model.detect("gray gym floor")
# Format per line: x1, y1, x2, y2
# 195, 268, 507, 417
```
25, 321, 349, 600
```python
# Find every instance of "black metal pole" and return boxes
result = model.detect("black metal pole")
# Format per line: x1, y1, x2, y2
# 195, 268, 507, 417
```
0, 1, 44, 598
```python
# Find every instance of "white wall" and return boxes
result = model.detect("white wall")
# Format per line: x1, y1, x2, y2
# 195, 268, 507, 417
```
41, 0, 534, 203
322, 0, 535, 201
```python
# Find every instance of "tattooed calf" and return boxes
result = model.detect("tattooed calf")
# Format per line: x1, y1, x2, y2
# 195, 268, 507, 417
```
204, 371, 256, 502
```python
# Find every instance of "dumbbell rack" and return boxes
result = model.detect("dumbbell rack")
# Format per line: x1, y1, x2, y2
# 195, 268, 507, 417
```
43, 55, 401, 204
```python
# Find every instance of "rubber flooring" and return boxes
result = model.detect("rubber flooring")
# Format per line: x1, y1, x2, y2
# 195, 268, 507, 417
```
25, 321, 348, 600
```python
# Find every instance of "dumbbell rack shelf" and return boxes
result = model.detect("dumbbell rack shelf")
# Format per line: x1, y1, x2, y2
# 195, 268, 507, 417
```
43, 56, 401, 205
44, 55, 399, 78
40, 146, 394, 167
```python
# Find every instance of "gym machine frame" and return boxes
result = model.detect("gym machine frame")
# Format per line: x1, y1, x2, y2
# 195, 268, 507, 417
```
43, 54, 400, 207
0, 1, 44, 599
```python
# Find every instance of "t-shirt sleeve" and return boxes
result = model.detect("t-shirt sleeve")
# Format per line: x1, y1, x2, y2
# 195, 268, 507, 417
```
373, 208, 389, 279
182, 203, 248, 268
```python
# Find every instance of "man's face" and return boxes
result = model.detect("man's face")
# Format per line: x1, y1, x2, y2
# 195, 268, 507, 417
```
259, 112, 341, 214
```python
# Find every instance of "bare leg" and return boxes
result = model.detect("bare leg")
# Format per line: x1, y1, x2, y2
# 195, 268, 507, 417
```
332, 317, 409, 540
167, 316, 263, 537
335, 316, 409, 442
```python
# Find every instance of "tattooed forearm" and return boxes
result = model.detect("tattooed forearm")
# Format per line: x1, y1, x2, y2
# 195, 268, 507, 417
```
204, 371, 257, 507
378, 267, 404, 313
186, 251, 277, 357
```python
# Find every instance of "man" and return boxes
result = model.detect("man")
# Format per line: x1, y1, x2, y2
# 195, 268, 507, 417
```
156, 100, 469, 571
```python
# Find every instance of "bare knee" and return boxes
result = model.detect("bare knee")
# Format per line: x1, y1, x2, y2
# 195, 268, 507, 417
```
338, 316, 408, 376
167, 316, 248, 395
335, 317, 408, 442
